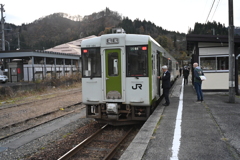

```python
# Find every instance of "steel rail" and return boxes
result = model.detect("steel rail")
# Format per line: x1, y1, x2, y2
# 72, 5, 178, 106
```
103, 127, 133, 160
57, 124, 108, 160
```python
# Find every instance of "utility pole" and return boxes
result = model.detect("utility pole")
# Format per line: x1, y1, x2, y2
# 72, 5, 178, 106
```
18, 32, 20, 49
0, 4, 5, 51
228, 0, 235, 103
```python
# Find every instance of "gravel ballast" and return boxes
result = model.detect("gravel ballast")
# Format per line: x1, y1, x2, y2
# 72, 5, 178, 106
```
0, 112, 94, 160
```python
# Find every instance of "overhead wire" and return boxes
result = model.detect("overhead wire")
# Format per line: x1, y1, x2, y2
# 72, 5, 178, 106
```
211, 0, 221, 21
201, 0, 210, 21
205, 0, 216, 23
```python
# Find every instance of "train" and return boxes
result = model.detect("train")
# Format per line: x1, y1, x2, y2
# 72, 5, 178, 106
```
81, 30, 179, 125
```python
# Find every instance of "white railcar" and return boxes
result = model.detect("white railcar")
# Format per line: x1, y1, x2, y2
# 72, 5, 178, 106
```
81, 33, 178, 125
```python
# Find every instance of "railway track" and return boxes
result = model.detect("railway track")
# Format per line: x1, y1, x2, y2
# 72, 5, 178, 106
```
58, 124, 133, 160
0, 102, 84, 141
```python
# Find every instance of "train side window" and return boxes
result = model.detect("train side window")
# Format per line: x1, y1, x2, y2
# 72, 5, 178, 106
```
82, 48, 101, 78
108, 52, 119, 76
126, 46, 148, 77
168, 60, 172, 72
162, 57, 168, 67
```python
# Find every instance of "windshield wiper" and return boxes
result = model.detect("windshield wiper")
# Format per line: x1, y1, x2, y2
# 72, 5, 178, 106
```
90, 74, 94, 79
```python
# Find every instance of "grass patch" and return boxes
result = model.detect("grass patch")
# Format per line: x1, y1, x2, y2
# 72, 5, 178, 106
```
62, 133, 71, 138
221, 137, 229, 141
0, 81, 81, 103
153, 115, 164, 134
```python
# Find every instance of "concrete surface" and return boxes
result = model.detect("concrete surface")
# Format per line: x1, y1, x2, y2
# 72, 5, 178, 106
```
120, 77, 240, 160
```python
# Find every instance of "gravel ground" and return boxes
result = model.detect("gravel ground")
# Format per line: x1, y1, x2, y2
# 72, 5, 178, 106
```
0, 112, 94, 160
0, 82, 141, 160
23, 124, 140, 160
113, 125, 142, 159
0, 83, 82, 108
71, 125, 136, 160
25, 121, 104, 160
0, 103, 84, 140
0, 85, 82, 128
0, 82, 91, 160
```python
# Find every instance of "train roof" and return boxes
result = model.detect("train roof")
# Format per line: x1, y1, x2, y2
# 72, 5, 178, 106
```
81, 34, 161, 48
81, 33, 176, 62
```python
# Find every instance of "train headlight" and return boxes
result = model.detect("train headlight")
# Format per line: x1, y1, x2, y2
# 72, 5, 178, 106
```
83, 49, 88, 53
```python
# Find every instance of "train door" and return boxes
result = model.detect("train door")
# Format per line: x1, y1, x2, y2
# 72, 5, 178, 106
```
105, 49, 122, 100
238, 55, 240, 94
157, 51, 161, 96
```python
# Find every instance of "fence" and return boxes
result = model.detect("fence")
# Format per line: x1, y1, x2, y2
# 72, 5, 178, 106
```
9, 64, 81, 82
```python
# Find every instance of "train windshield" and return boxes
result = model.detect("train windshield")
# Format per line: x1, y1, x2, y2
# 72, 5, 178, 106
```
126, 46, 148, 77
82, 48, 101, 78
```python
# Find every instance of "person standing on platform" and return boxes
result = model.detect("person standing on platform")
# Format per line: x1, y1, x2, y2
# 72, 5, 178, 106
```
183, 66, 189, 85
179, 67, 182, 77
193, 62, 204, 103
158, 65, 171, 106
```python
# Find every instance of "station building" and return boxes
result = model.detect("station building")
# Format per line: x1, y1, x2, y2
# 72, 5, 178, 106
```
0, 36, 96, 82
0, 50, 80, 82
186, 34, 240, 95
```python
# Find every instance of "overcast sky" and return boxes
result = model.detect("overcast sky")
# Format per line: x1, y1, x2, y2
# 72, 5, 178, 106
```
1, 0, 240, 33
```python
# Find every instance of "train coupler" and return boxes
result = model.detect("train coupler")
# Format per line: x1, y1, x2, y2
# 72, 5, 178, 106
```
106, 103, 120, 120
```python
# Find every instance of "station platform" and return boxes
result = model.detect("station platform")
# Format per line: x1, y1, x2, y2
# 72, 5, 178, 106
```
120, 78, 240, 160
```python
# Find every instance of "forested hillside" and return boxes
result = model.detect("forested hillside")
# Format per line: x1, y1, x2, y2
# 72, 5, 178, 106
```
117, 17, 187, 59
3, 8, 187, 60
188, 21, 228, 35
4, 8, 122, 50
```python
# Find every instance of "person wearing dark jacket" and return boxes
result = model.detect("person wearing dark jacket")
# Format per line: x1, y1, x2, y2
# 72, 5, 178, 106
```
183, 66, 189, 85
179, 67, 182, 77
158, 65, 171, 106
193, 63, 204, 103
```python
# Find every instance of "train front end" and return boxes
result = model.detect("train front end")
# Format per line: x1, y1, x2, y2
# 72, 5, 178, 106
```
81, 34, 156, 125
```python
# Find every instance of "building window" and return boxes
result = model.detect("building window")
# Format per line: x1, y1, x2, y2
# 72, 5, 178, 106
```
200, 56, 229, 72
200, 57, 216, 70
217, 57, 229, 70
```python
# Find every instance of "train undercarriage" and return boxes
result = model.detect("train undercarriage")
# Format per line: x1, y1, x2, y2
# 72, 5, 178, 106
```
86, 100, 160, 126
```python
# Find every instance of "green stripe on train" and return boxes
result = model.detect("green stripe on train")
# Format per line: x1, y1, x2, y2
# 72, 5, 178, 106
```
148, 40, 152, 104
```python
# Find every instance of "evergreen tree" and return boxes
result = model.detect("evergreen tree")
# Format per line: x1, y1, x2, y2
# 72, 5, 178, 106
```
189, 21, 228, 35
